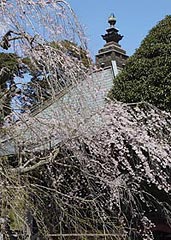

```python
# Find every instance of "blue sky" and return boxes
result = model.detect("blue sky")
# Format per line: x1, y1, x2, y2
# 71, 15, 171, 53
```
68, 0, 171, 59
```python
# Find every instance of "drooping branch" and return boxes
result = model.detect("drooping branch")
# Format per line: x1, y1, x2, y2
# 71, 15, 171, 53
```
11, 148, 59, 174
0, 30, 38, 50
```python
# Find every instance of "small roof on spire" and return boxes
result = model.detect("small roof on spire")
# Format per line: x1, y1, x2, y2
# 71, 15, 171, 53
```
102, 13, 123, 44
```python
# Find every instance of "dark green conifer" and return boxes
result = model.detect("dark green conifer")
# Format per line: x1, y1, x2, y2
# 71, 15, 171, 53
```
109, 15, 171, 111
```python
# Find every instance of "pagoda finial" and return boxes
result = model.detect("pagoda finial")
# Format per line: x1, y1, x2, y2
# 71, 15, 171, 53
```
108, 13, 116, 27
102, 13, 123, 44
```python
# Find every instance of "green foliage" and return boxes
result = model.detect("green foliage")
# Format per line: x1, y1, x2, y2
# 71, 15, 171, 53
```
109, 15, 171, 111
51, 40, 92, 68
0, 52, 19, 87
22, 57, 38, 75
0, 52, 20, 121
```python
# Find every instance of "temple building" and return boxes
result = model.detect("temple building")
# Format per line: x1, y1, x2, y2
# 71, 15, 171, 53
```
96, 14, 128, 72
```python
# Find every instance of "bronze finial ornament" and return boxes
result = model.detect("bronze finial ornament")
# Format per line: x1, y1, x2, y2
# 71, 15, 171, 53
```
108, 13, 116, 27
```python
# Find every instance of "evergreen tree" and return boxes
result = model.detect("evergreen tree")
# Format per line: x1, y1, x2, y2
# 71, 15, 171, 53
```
109, 15, 171, 112
0, 52, 20, 123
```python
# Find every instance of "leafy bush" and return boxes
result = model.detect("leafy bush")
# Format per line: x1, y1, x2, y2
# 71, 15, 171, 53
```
109, 15, 171, 112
